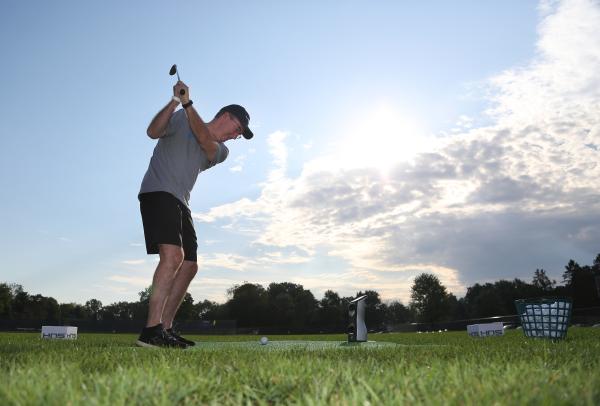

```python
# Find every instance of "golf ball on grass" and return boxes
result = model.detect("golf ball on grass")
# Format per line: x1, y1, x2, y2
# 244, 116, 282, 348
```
260, 336, 268, 345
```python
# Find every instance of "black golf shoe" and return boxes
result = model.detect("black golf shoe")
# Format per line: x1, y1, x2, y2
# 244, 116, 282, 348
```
166, 328, 196, 347
136, 324, 187, 349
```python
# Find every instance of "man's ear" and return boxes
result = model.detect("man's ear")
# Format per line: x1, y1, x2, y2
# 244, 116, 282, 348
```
215, 112, 229, 126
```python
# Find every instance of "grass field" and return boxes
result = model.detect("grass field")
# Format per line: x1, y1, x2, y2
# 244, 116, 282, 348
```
1, 328, 599, 405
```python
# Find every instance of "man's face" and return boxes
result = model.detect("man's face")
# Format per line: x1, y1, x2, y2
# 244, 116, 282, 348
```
221, 112, 243, 141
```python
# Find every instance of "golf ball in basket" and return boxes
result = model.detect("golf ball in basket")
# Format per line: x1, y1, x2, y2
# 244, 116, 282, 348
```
260, 336, 268, 345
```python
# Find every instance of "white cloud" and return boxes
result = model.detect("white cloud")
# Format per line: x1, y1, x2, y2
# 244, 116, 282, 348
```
107, 275, 149, 287
121, 259, 146, 265
89, 284, 134, 296
258, 251, 312, 265
266, 130, 288, 182
198, 253, 257, 272
229, 154, 246, 173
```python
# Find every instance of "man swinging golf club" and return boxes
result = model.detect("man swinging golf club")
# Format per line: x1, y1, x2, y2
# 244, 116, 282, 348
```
136, 65, 253, 348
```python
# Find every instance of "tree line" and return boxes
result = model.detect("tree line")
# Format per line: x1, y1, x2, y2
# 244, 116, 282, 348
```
1, 254, 598, 330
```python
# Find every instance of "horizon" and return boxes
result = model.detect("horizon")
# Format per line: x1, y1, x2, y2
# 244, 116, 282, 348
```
2, 255, 594, 306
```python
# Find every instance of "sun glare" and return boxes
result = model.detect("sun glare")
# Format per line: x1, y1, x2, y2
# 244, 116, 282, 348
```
337, 103, 433, 172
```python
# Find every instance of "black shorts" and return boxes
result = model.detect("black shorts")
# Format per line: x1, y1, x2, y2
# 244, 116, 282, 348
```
139, 191, 197, 262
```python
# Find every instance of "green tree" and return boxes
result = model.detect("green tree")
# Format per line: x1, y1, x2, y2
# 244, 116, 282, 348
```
84, 299, 103, 320
59, 303, 86, 320
464, 279, 538, 318
386, 301, 411, 324
195, 299, 227, 320
174, 293, 196, 321
267, 282, 317, 330
464, 283, 503, 318
562, 260, 581, 285
532, 269, 556, 292
26, 295, 60, 321
593, 254, 600, 273
409, 273, 449, 323
0, 283, 12, 317
562, 258, 599, 308
444, 293, 462, 321
10, 285, 29, 319
138, 286, 153, 304
317, 290, 345, 331
226, 283, 268, 327
593, 254, 600, 300
102, 302, 135, 320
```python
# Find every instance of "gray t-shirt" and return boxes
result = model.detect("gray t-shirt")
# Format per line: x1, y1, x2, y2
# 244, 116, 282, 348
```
139, 109, 229, 207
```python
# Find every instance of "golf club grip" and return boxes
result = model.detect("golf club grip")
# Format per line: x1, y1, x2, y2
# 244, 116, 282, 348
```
180, 89, 185, 95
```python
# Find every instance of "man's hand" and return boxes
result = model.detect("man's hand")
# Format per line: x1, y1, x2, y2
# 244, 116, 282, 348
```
174, 81, 190, 104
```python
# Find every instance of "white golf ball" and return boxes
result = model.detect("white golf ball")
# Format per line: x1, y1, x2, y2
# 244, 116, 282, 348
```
260, 336, 268, 345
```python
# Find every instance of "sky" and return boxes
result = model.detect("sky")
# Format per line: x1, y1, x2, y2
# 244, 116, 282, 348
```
1, 0, 599, 306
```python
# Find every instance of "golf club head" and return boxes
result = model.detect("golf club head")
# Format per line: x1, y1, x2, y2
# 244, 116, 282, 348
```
169, 64, 185, 95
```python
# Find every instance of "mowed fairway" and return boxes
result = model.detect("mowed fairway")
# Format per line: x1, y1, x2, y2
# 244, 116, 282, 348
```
1, 329, 599, 405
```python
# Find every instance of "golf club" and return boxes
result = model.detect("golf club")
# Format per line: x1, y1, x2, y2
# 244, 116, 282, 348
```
169, 64, 186, 95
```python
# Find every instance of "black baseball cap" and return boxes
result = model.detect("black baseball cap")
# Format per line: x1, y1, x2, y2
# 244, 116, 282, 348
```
217, 104, 253, 139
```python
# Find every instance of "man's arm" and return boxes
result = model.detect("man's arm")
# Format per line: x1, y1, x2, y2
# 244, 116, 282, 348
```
146, 98, 179, 139
175, 81, 219, 162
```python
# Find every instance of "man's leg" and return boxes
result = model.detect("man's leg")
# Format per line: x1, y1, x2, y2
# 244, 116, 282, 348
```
146, 244, 184, 327
161, 260, 198, 330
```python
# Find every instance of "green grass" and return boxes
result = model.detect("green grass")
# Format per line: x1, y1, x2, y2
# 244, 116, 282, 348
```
1, 329, 599, 405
